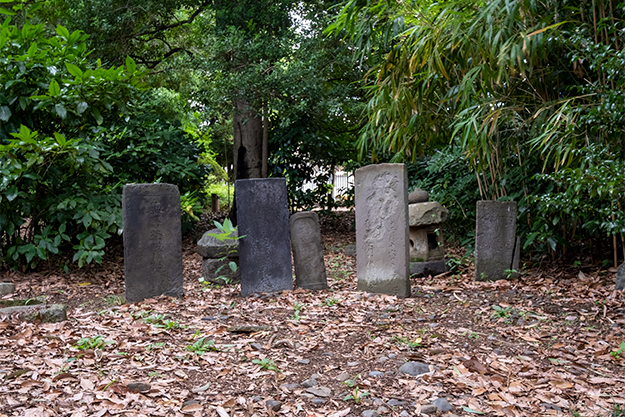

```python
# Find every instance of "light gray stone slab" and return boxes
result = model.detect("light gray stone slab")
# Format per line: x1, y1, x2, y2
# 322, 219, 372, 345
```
123, 184, 184, 302
408, 202, 449, 226
617, 262, 625, 290
235, 178, 293, 297
290, 211, 327, 290
355, 164, 410, 298
0, 282, 15, 295
475, 201, 519, 281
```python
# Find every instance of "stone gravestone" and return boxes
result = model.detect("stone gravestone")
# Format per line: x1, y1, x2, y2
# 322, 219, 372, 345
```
475, 200, 520, 281
290, 211, 327, 290
235, 178, 293, 297
123, 184, 184, 302
616, 262, 625, 291
355, 163, 410, 298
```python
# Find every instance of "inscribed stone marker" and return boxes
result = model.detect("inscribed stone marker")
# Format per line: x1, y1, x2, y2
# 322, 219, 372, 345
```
123, 184, 184, 302
475, 200, 519, 281
355, 163, 410, 298
290, 211, 327, 290
235, 178, 293, 297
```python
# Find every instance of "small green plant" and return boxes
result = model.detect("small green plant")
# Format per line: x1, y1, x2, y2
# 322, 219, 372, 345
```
612, 404, 625, 417
74, 335, 113, 350
252, 358, 280, 372
187, 337, 218, 354
103, 294, 125, 307
504, 268, 518, 279
492, 305, 513, 319
322, 297, 339, 307
148, 371, 162, 378
199, 219, 243, 285
146, 343, 165, 352
610, 342, 625, 359
141, 313, 181, 330
343, 386, 370, 403
291, 301, 304, 321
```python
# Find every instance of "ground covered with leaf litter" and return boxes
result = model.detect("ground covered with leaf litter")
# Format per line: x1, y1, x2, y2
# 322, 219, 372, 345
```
1, 211, 625, 417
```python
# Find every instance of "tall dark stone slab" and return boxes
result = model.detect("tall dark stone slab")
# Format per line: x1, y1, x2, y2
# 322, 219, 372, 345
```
290, 211, 327, 290
235, 178, 293, 297
123, 184, 184, 302
475, 200, 519, 281
355, 163, 410, 298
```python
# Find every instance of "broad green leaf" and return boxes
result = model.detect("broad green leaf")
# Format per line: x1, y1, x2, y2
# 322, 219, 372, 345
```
48, 79, 60, 96
54, 132, 67, 146
91, 107, 103, 125
0, 105, 10, 121
65, 62, 83, 78
55, 103, 67, 119
125, 56, 136, 73
0, 7, 16, 15
461, 407, 484, 414
56, 25, 70, 39
27, 41, 37, 57
77, 101, 88, 114
6, 186, 18, 201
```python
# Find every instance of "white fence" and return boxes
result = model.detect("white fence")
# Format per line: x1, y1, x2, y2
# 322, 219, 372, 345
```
301, 169, 354, 200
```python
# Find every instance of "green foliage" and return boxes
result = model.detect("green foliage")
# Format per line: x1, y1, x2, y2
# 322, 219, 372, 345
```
74, 335, 112, 350
492, 305, 513, 319
186, 337, 218, 354
251, 358, 280, 372
610, 342, 625, 360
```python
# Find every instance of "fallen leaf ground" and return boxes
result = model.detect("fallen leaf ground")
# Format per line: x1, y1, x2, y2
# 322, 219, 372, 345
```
1, 211, 625, 417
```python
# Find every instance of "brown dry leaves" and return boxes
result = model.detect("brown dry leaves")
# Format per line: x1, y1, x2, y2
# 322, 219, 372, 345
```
1, 243, 625, 417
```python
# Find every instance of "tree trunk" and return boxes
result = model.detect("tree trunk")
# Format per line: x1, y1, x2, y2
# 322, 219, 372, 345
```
233, 99, 263, 181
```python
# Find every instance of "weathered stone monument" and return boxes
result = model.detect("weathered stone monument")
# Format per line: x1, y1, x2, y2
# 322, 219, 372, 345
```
235, 178, 293, 297
408, 194, 449, 277
355, 163, 410, 298
0, 282, 15, 296
616, 262, 625, 290
290, 211, 327, 290
197, 228, 240, 284
123, 184, 184, 302
475, 200, 520, 281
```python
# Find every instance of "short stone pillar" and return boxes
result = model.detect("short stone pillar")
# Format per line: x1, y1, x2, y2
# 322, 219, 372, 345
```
475, 201, 520, 281
197, 228, 240, 285
290, 211, 327, 290
235, 178, 293, 297
355, 163, 410, 298
123, 184, 184, 302
408, 200, 449, 277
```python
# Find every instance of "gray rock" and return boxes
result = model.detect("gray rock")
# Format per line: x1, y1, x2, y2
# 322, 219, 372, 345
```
433, 398, 452, 411
378, 356, 389, 362
399, 411, 410, 417
408, 202, 449, 226
306, 386, 331, 397
355, 164, 410, 298
235, 178, 293, 297
373, 398, 384, 406
127, 382, 151, 393
122, 183, 183, 303
0, 304, 67, 323
311, 398, 326, 406
361, 411, 378, 417
265, 400, 282, 411
0, 282, 15, 295
369, 371, 385, 377
388, 399, 405, 407
388, 353, 397, 359
336, 372, 350, 382
344, 243, 357, 257
182, 399, 201, 408
348, 361, 360, 367
197, 228, 238, 259
311, 373, 323, 379
409, 260, 447, 277
398, 361, 430, 376
376, 407, 389, 413
297, 359, 310, 365
408, 188, 429, 204
420, 404, 438, 414
617, 262, 625, 290
279, 383, 300, 391
290, 212, 328, 290
250, 343, 263, 351
301, 379, 318, 388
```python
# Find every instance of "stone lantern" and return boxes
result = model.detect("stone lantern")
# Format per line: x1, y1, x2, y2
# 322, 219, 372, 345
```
408, 189, 449, 277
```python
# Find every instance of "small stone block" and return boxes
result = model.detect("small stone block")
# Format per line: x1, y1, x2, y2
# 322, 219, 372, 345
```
197, 228, 238, 259
123, 184, 183, 302
409, 260, 447, 277
408, 188, 429, 204
201, 258, 240, 284
235, 178, 293, 297
408, 201, 449, 226
355, 164, 410, 298
0, 282, 15, 295
290, 211, 328, 290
